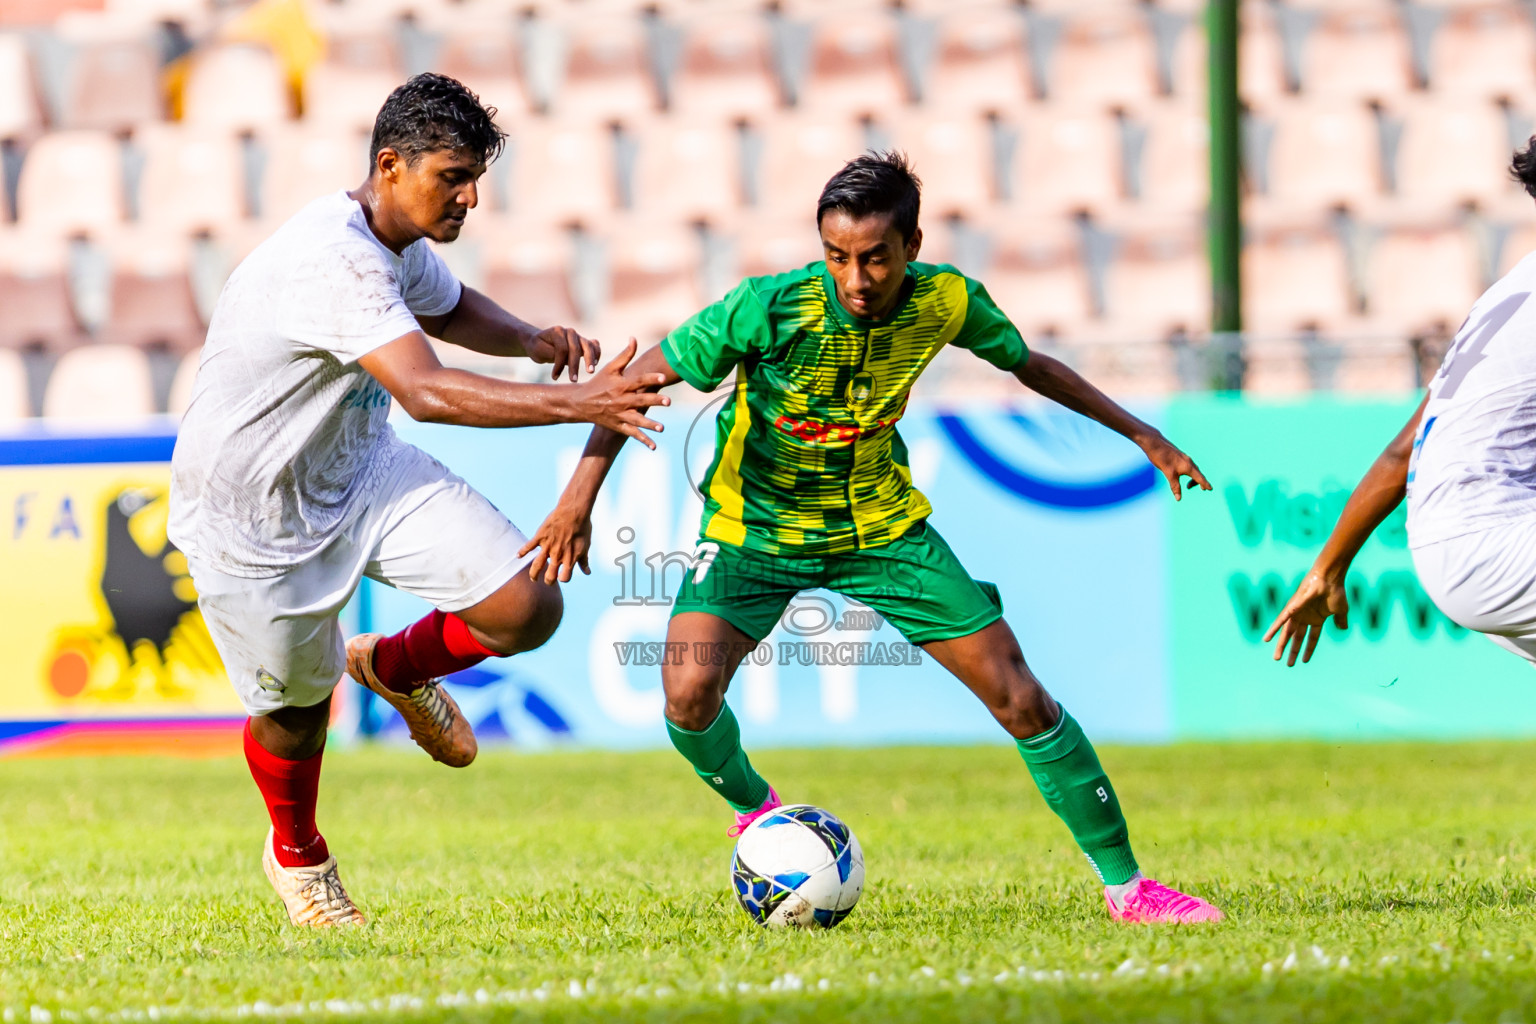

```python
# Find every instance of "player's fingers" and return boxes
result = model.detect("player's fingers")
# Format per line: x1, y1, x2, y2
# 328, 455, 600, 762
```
526, 547, 549, 581
607, 338, 639, 374
518, 535, 538, 558
1270, 620, 1291, 660
1302, 624, 1323, 663
582, 335, 600, 373
1335, 608, 1349, 630
1188, 462, 1213, 491
622, 411, 665, 432
1168, 469, 1183, 501
620, 422, 659, 450
566, 331, 583, 382
1262, 613, 1286, 645
578, 549, 591, 575
1285, 628, 1304, 667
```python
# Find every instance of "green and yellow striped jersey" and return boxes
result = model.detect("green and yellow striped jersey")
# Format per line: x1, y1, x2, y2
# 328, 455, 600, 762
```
660, 260, 1027, 556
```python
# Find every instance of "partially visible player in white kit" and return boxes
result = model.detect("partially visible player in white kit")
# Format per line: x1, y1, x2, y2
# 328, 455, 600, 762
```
169, 74, 668, 927
1266, 137, 1536, 672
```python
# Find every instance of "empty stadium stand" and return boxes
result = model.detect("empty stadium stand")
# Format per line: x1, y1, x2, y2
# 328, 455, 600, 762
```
2, 0, 1535, 413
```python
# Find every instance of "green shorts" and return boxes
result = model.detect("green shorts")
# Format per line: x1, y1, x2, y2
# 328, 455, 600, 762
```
671, 521, 1003, 646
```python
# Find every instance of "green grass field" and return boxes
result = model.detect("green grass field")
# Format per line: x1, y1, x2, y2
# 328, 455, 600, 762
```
6, 741, 1536, 1022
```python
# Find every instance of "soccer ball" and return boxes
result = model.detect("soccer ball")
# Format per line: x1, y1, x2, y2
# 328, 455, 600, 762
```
730, 804, 864, 929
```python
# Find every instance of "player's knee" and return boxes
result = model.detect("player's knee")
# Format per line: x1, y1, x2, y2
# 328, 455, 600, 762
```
476, 582, 563, 656
662, 663, 724, 731
993, 672, 1056, 739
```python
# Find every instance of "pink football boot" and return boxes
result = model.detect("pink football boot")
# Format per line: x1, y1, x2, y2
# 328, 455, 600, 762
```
1105, 877, 1224, 923
727, 787, 782, 837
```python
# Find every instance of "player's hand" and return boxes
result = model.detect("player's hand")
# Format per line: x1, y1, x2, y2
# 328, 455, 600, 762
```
527, 325, 599, 382
572, 339, 670, 448
520, 503, 594, 585
1263, 569, 1350, 667
1140, 432, 1212, 501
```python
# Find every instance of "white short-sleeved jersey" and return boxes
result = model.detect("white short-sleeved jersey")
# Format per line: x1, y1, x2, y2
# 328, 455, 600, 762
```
1407, 252, 1536, 548
169, 190, 462, 577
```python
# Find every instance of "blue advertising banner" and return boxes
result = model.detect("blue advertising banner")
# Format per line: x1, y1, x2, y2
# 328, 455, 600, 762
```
379, 398, 1176, 751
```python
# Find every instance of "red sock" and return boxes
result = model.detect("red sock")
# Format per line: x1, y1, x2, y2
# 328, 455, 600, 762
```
244, 719, 330, 868
370, 609, 498, 694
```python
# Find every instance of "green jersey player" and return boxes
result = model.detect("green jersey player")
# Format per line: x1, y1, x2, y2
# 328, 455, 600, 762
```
525, 153, 1221, 923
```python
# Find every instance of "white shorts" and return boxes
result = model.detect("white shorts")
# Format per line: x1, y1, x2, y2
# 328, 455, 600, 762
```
187, 443, 533, 715
1412, 520, 1536, 665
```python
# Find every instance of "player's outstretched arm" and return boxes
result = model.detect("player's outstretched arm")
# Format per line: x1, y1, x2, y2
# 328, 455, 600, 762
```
417, 286, 598, 382
1012, 351, 1212, 500
520, 344, 684, 584
1263, 393, 1429, 666
359, 332, 669, 439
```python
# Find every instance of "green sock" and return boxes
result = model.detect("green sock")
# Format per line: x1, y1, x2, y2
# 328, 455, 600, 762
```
1016, 705, 1140, 886
666, 703, 771, 813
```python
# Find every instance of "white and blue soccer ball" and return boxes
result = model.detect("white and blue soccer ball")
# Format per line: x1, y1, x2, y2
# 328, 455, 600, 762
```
730, 804, 864, 929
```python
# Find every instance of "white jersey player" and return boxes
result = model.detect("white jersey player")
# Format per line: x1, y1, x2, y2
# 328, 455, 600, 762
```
1266, 140, 1536, 669
169, 74, 668, 927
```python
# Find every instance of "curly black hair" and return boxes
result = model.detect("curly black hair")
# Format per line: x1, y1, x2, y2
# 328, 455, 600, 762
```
816, 150, 923, 241
369, 73, 505, 168
1514, 135, 1536, 199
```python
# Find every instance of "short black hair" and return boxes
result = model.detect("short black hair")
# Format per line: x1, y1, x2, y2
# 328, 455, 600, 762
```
816, 150, 922, 241
1514, 135, 1536, 198
369, 73, 505, 168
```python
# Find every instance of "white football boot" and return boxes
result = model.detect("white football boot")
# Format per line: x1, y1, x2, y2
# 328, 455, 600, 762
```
261, 829, 366, 927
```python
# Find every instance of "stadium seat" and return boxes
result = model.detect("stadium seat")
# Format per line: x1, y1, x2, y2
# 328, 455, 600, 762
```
1134, 100, 1209, 213
42, 343, 156, 421
259, 126, 369, 226
1102, 219, 1208, 337
1392, 98, 1511, 205
135, 125, 246, 234
166, 344, 200, 417
1243, 222, 1354, 334
668, 10, 780, 119
982, 215, 1093, 337
0, 227, 82, 352
1497, 221, 1536, 277
301, 62, 399, 131
0, 32, 42, 139
796, 10, 909, 115
627, 117, 740, 222
0, 348, 29, 422
1294, 6, 1413, 99
1259, 98, 1381, 207
501, 118, 615, 224
100, 229, 204, 353
412, 5, 526, 115
481, 223, 581, 329
1238, 2, 1287, 102
601, 220, 704, 343
890, 111, 993, 214
1426, 3, 1536, 98
48, 15, 163, 131
728, 210, 821, 280
922, 5, 1029, 113
999, 104, 1122, 215
1365, 224, 1481, 334
547, 14, 658, 121
1042, 8, 1159, 106
755, 113, 865, 217
15, 130, 125, 235
182, 44, 292, 131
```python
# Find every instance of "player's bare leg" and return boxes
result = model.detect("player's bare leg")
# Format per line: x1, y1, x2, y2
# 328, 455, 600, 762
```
244, 695, 365, 926
348, 572, 563, 766
662, 612, 780, 834
922, 619, 1222, 924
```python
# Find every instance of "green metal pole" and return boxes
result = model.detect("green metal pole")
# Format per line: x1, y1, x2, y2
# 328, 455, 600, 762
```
1207, 0, 1242, 387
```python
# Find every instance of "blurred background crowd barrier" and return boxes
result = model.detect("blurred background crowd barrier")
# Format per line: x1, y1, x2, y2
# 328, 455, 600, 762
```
3, 0, 1533, 420
6, 397, 1533, 756
2, 0, 1530, 754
